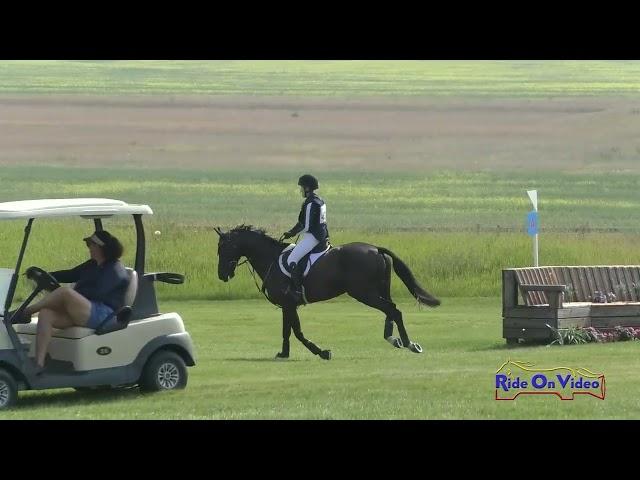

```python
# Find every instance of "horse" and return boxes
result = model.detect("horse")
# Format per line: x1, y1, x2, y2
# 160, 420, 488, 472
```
214, 225, 440, 360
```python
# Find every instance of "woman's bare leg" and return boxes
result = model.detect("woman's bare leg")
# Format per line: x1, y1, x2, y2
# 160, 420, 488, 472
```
25, 287, 71, 316
21, 288, 91, 368
35, 308, 74, 367
25, 287, 91, 326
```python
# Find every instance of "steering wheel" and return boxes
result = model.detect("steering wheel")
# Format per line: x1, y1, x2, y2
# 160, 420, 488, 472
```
25, 266, 61, 292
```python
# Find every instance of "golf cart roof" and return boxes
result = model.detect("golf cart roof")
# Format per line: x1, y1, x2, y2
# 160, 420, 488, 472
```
0, 198, 153, 220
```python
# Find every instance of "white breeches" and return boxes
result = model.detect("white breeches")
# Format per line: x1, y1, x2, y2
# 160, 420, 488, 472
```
288, 233, 320, 266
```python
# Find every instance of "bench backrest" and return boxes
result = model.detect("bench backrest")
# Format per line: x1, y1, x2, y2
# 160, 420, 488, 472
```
513, 267, 559, 305
511, 266, 640, 305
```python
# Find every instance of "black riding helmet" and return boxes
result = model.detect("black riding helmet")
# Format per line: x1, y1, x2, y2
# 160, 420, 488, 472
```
298, 174, 319, 191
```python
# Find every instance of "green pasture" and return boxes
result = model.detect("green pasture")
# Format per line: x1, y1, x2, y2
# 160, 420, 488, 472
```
1, 60, 640, 97
3, 298, 635, 419
2, 166, 640, 302
3, 166, 640, 231
2, 60, 640, 418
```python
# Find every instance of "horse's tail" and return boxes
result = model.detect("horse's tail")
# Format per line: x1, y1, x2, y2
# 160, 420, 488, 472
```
377, 247, 441, 307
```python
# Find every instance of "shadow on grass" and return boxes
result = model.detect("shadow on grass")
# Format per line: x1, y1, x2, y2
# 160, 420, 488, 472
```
223, 357, 305, 362
14, 386, 146, 410
470, 340, 553, 352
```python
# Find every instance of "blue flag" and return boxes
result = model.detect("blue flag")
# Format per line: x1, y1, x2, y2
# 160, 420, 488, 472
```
527, 211, 539, 236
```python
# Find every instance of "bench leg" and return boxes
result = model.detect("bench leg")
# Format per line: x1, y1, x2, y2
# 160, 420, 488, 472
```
548, 291, 563, 310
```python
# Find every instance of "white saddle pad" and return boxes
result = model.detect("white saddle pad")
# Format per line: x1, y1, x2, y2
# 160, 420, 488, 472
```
278, 244, 331, 278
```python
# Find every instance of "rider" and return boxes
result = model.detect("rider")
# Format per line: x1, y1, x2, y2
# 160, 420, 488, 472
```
282, 174, 329, 303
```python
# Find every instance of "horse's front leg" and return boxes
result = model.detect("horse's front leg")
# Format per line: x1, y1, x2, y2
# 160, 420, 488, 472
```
290, 308, 332, 360
276, 307, 293, 359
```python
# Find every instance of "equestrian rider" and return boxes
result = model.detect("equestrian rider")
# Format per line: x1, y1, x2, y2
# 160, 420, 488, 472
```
282, 174, 329, 303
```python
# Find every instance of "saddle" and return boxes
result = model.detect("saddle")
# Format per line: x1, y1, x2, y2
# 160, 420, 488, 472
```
278, 243, 332, 279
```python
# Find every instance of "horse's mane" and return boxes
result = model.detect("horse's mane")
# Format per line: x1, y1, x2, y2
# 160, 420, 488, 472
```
230, 224, 265, 235
230, 224, 285, 248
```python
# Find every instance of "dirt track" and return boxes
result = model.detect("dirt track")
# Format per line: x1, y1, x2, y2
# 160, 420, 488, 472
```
1, 95, 639, 172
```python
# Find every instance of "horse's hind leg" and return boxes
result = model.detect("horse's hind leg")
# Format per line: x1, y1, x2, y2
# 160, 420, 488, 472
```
379, 253, 422, 353
348, 290, 423, 354
379, 254, 402, 348
289, 308, 332, 360
384, 318, 402, 348
349, 291, 407, 346
388, 305, 423, 353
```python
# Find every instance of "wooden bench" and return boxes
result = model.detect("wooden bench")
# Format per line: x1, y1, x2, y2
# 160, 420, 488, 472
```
502, 266, 640, 344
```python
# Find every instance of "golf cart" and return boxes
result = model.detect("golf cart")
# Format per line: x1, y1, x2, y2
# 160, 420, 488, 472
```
0, 198, 196, 410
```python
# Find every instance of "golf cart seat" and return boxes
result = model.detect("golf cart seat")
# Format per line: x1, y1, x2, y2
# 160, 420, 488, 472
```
15, 268, 138, 339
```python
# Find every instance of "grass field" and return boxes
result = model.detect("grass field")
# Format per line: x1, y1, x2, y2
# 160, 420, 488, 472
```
2, 61, 640, 419
3, 62, 640, 173
4, 298, 636, 419
0, 167, 640, 300
2, 166, 640, 301
2, 61, 640, 97
4, 166, 640, 231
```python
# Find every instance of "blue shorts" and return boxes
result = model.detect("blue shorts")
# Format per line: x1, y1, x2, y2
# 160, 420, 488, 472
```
87, 301, 115, 330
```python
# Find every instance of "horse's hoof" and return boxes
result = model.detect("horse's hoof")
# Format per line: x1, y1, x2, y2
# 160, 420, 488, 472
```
275, 352, 289, 360
386, 336, 403, 349
408, 342, 423, 354
319, 350, 332, 360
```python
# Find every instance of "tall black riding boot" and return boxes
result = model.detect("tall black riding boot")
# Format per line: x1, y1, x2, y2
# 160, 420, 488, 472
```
285, 262, 304, 304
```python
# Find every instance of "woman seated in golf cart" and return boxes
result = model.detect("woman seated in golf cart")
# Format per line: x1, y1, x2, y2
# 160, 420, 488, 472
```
11, 230, 129, 373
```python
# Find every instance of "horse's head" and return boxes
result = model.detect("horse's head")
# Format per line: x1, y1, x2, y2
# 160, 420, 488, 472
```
215, 225, 284, 282
214, 227, 241, 282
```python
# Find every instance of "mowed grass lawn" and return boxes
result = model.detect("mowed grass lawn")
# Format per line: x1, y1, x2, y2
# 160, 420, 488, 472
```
2, 166, 640, 418
4, 298, 637, 419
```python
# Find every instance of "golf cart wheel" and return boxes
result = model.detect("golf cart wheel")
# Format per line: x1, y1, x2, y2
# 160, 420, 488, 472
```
0, 369, 18, 410
139, 350, 188, 392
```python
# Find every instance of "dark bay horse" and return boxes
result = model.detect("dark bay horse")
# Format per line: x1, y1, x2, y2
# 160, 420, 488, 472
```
215, 225, 440, 360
